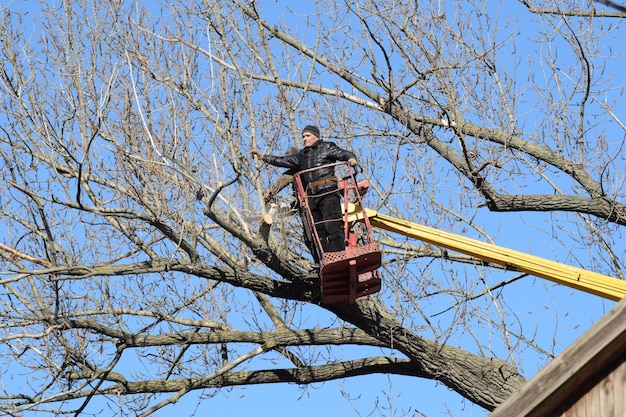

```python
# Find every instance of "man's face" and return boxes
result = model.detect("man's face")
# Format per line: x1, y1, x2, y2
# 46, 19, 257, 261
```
302, 131, 318, 148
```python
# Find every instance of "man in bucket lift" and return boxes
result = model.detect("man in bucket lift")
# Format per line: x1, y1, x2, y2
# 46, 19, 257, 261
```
251, 125, 358, 261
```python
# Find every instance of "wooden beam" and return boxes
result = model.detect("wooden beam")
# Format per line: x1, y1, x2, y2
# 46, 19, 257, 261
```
490, 297, 626, 417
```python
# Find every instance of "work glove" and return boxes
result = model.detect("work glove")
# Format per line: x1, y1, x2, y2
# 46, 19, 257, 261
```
264, 193, 275, 205
348, 158, 358, 167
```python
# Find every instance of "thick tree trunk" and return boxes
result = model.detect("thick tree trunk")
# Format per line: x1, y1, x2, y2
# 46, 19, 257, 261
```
328, 298, 526, 410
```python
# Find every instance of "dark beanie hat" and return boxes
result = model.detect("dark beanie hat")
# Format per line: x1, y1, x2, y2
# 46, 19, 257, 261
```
302, 125, 320, 138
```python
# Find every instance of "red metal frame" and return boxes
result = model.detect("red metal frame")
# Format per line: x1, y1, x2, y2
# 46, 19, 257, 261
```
293, 162, 382, 303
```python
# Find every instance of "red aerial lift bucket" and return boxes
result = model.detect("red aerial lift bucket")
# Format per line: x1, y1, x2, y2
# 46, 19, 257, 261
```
293, 162, 382, 303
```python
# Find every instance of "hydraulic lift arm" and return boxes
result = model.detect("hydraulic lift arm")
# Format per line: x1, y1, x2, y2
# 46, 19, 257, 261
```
347, 204, 626, 301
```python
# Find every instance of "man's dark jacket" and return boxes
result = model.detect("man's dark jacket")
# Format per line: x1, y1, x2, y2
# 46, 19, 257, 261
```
261, 140, 356, 194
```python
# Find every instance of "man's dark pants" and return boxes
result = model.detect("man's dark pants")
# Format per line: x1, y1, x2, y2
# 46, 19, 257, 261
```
309, 192, 344, 254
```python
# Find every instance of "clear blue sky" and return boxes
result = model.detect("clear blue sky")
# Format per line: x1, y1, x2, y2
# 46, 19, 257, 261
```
3, 1, 624, 416
177, 1, 624, 415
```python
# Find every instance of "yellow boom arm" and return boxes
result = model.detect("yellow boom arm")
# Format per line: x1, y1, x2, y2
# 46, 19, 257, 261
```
348, 204, 626, 301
